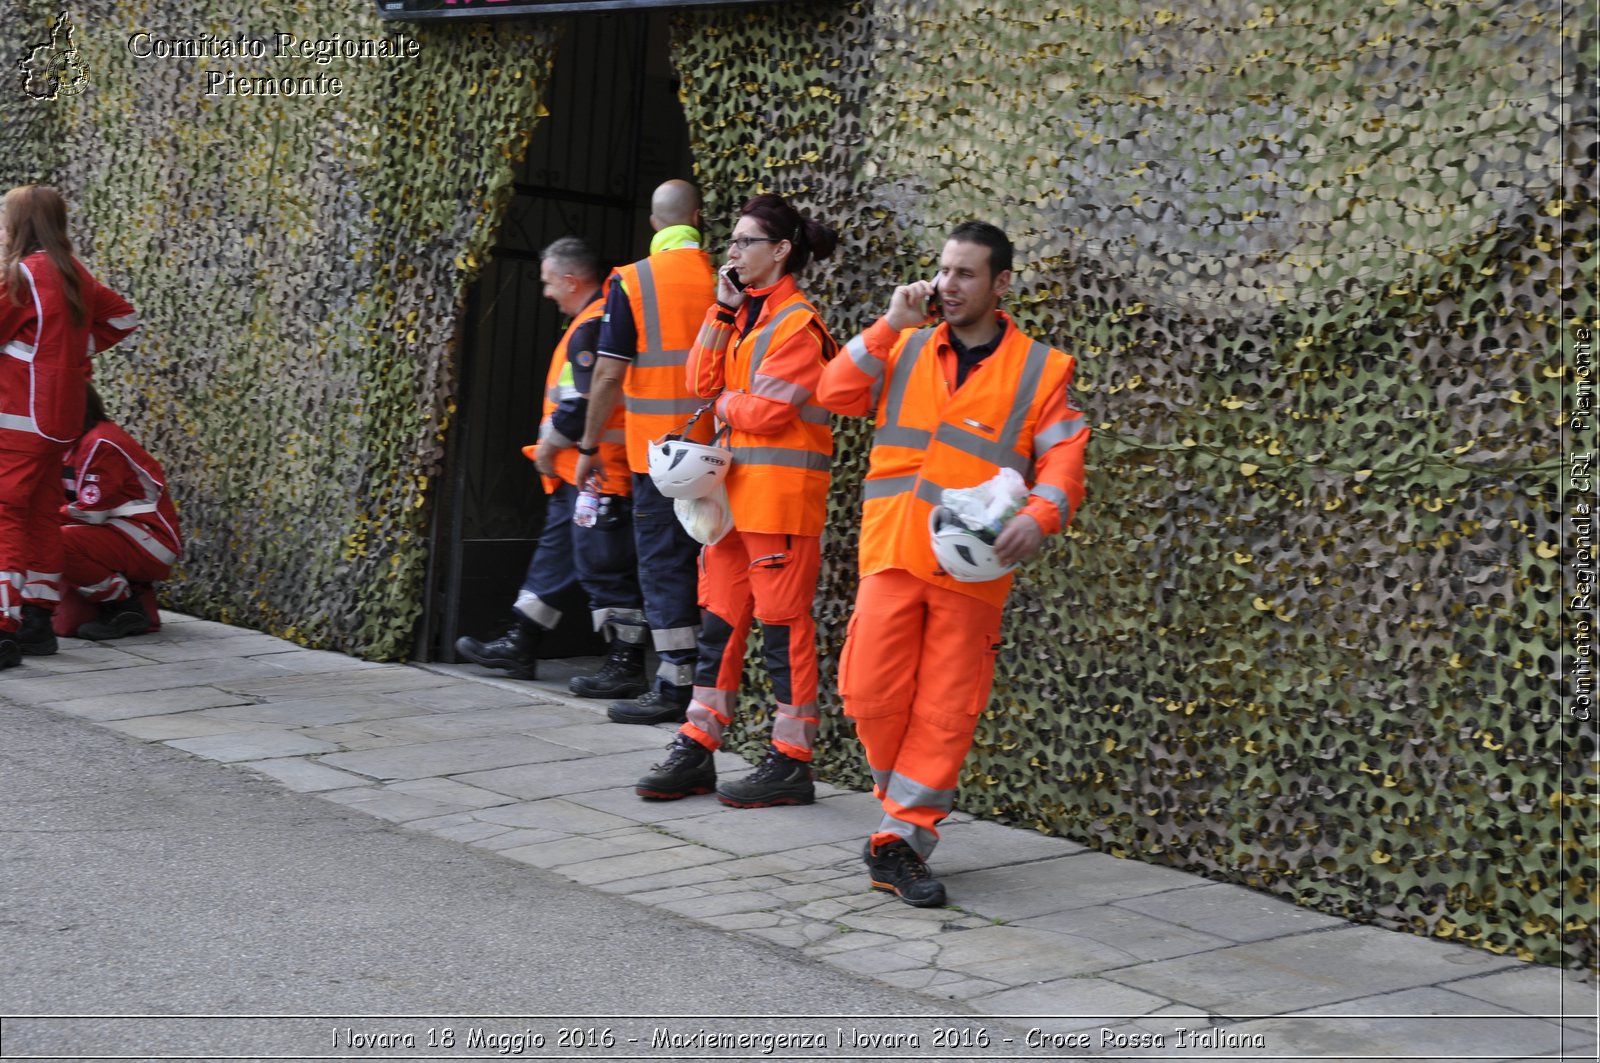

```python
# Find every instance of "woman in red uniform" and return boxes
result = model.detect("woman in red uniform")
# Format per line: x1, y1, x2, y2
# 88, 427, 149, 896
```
0, 185, 139, 666
635, 193, 839, 806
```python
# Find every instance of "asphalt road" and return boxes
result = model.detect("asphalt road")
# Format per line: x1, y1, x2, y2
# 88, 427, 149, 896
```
0, 700, 955, 1060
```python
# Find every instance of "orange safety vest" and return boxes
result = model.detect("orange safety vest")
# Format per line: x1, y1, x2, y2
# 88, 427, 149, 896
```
858, 321, 1079, 607
615, 248, 717, 472
529, 296, 631, 496
722, 285, 834, 536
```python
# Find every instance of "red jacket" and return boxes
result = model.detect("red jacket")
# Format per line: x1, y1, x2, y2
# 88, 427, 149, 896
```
63, 420, 182, 568
0, 252, 138, 452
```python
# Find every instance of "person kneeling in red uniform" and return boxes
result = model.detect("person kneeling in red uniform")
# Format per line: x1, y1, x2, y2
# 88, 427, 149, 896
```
55, 385, 181, 642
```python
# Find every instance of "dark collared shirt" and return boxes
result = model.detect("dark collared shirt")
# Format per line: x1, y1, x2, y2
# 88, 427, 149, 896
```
947, 317, 1008, 388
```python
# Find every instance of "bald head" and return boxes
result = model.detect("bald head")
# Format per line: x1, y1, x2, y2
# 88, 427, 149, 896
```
650, 179, 702, 229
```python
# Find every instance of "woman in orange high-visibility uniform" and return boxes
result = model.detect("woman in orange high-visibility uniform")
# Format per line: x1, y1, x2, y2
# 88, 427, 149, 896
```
634, 193, 839, 806
0, 186, 139, 667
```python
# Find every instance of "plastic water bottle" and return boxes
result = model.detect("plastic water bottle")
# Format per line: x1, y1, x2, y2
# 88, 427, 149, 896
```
572, 477, 600, 528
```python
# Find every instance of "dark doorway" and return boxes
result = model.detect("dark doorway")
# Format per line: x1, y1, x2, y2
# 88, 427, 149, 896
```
418, 11, 695, 661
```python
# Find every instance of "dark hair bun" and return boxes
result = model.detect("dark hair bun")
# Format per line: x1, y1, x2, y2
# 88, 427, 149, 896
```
801, 216, 838, 263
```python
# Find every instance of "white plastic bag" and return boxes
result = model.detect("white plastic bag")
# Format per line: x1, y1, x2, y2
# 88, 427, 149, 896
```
940, 468, 1028, 540
674, 484, 734, 545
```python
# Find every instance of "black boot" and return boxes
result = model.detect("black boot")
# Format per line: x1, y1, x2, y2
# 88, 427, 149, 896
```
569, 639, 648, 699
16, 603, 58, 656
607, 688, 689, 725
0, 629, 19, 670
76, 597, 151, 641
863, 838, 947, 908
635, 734, 716, 800
455, 616, 541, 679
716, 746, 815, 808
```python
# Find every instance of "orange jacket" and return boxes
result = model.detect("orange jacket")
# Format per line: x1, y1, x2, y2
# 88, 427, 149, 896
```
530, 296, 631, 495
817, 311, 1089, 607
614, 248, 717, 472
687, 275, 835, 536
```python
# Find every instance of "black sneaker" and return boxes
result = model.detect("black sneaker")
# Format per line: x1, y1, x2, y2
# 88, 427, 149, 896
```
76, 598, 152, 641
716, 746, 815, 808
16, 604, 57, 656
863, 837, 947, 908
570, 640, 648, 699
635, 734, 716, 800
0, 631, 20, 670
455, 617, 540, 679
607, 688, 688, 725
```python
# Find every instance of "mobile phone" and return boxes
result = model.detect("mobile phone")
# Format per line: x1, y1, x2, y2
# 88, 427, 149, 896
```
925, 276, 941, 315
721, 266, 746, 292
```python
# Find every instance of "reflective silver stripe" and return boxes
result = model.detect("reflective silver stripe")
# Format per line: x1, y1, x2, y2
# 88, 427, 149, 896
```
878, 328, 935, 437
728, 446, 829, 472
3, 340, 36, 362
107, 313, 139, 330
1033, 413, 1087, 455
885, 771, 957, 814
656, 659, 696, 686
634, 259, 663, 359
874, 816, 941, 860
633, 346, 691, 370
870, 766, 891, 792
106, 518, 178, 565
748, 373, 812, 405
845, 333, 882, 378
1030, 483, 1069, 516
652, 625, 699, 652
0, 572, 17, 624
691, 687, 736, 715
799, 405, 829, 424
862, 475, 917, 501
601, 427, 627, 445
772, 705, 818, 753
78, 573, 126, 599
0, 413, 36, 432
913, 478, 948, 507
746, 303, 815, 380
1001, 341, 1051, 450
932, 421, 1030, 473
624, 395, 704, 416
685, 702, 726, 744
513, 592, 561, 630
873, 425, 931, 450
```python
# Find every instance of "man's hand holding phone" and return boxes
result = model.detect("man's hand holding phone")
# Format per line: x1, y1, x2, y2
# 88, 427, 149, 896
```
886, 276, 942, 331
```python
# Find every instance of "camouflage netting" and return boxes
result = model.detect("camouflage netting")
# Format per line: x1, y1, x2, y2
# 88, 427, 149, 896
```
674, 0, 1596, 969
0, 0, 562, 657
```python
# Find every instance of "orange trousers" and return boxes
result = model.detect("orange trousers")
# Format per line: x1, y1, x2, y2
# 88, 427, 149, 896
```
682, 529, 821, 761
838, 568, 1004, 858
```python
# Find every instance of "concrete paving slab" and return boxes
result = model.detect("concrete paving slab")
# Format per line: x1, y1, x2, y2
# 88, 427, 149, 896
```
454, 751, 665, 800
0, 642, 148, 676
201, 694, 434, 728
238, 757, 371, 793
110, 633, 305, 663
962, 976, 1175, 1035
101, 714, 262, 741
1111, 925, 1523, 1016
945, 851, 1206, 921
925, 923, 1151, 984
1012, 904, 1234, 963
385, 778, 517, 810
353, 705, 584, 740
496, 831, 693, 870
255, 648, 392, 673
319, 735, 576, 780
153, 614, 261, 639
471, 797, 639, 834
385, 681, 554, 713
316, 787, 469, 824
532, 721, 678, 756
559, 842, 745, 887
165, 729, 342, 762
213, 667, 457, 699
1115, 880, 1349, 942
1446, 966, 1599, 1031
46, 685, 253, 722
0, 656, 290, 702
930, 818, 1090, 873
294, 723, 421, 750
661, 791, 884, 853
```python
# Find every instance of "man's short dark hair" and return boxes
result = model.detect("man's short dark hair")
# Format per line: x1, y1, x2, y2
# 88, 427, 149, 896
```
540, 236, 604, 285
948, 221, 1013, 277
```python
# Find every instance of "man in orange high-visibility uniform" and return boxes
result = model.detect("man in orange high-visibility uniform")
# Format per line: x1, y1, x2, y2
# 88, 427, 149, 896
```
816, 221, 1089, 907
574, 180, 717, 723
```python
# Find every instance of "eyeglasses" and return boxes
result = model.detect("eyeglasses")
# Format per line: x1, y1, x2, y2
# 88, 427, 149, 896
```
728, 236, 779, 250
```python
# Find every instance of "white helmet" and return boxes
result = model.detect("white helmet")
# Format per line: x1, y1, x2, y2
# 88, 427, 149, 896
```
929, 506, 1016, 582
649, 436, 732, 499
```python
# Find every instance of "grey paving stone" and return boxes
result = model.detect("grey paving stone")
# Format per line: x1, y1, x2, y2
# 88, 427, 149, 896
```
820, 944, 930, 977
1, 642, 148, 677
319, 735, 575, 780
654, 889, 786, 918
202, 694, 430, 728
316, 787, 466, 824
470, 827, 568, 851
294, 723, 419, 750
385, 778, 516, 810
945, 851, 1207, 921
1012, 904, 1232, 963
1445, 966, 1599, 1030
589, 861, 749, 895
533, 721, 677, 755
497, 831, 688, 870
238, 757, 371, 793
453, 752, 660, 800
100, 715, 260, 741
387, 681, 553, 713
965, 976, 1175, 1036
701, 911, 786, 932
1114, 881, 1348, 942
1111, 925, 1523, 1016
362, 705, 584, 741
1, 656, 289, 702
151, 615, 261, 639
930, 818, 1090, 874
926, 924, 1147, 984
563, 784, 732, 824
425, 821, 516, 844
214, 666, 457, 699
661, 791, 883, 854
43, 685, 253, 722
165, 729, 341, 762
111, 633, 304, 663
742, 923, 841, 949
558, 839, 733, 886
471, 797, 640, 834
256, 649, 392, 673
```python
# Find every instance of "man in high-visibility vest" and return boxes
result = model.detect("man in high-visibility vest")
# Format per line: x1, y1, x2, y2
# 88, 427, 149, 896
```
455, 237, 644, 682
573, 180, 717, 722
817, 221, 1090, 907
